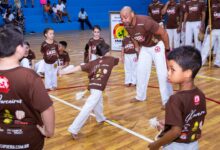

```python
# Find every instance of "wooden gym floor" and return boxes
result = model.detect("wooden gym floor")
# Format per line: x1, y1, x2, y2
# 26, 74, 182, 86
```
25, 29, 220, 150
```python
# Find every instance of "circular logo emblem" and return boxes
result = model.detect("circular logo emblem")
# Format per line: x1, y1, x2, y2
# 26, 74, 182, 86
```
113, 23, 128, 39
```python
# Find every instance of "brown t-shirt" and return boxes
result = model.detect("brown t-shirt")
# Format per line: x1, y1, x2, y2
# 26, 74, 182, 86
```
148, 2, 164, 23
166, 3, 181, 29
211, 1, 220, 29
81, 56, 119, 91
186, 0, 205, 22
58, 51, 70, 66
160, 88, 206, 143
88, 38, 105, 54
122, 37, 137, 54
0, 67, 53, 149
41, 41, 59, 64
125, 15, 160, 47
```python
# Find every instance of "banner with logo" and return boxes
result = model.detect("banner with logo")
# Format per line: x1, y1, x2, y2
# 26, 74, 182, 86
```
109, 11, 128, 51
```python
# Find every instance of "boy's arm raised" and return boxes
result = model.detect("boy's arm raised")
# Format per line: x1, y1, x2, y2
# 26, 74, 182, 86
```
59, 65, 82, 75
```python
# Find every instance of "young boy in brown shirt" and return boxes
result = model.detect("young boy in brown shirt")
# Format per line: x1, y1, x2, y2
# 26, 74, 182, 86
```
148, 46, 207, 150
0, 25, 55, 149
59, 43, 119, 139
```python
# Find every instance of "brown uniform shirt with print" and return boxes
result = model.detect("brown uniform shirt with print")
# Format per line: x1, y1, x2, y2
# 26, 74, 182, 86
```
41, 41, 59, 64
211, 1, 220, 29
160, 87, 206, 143
58, 51, 70, 66
88, 38, 105, 54
0, 67, 53, 149
148, 2, 164, 23
125, 15, 160, 47
166, 3, 181, 29
81, 56, 119, 91
185, 0, 205, 22
122, 37, 137, 54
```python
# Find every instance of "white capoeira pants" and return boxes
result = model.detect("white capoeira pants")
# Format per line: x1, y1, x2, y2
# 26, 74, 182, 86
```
20, 58, 31, 69
180, 23, 185, 46
201, 29, 220, 66
135, 41, 173, 105
44, 61, 58, 89
185, 21, 202, 50
90, 54, 97, 61
35, 59, 45, 74
163, 141, 198, 150
68, 89, 106, 134
166, 28, 180, 50
124, 53, 137, 85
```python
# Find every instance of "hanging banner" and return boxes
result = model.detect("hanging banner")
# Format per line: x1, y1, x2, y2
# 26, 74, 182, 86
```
109, 11, 128, 51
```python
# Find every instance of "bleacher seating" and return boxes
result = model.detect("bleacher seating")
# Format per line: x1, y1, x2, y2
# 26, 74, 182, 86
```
23, 0, 149, 33
0, 0, 167, 33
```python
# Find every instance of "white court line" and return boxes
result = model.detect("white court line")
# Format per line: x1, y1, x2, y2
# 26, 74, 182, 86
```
49, 94, 154, 143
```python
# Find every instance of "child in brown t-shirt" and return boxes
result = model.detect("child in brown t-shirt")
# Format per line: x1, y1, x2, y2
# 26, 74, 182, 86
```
88, 25, 105, 61
0, 25, 55, 149
59, 43, 119, 140
121, 35, 138, 87
58, 41, 74, 75
41, 28, 59, 91
148, 46, 206, 150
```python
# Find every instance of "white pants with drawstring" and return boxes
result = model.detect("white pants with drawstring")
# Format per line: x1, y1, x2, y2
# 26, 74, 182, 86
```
124, 53, 137, 85
135, 41, 173, 105
68, 89, 106, 134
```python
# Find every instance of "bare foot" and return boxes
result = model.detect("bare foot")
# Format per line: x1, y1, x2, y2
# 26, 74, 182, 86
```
130, 98, 142, 103
125, 84, 130, 87
130, 84, 136, 87
71, 133, 79, 140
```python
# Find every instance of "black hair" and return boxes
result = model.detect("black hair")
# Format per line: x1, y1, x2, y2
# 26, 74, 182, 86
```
167, 46, 202, 78
59, 41, 67, 48
0, 24, 24, 58
24, 41, 30, 47
93, 25, 101, 31
43, 27, 53, 37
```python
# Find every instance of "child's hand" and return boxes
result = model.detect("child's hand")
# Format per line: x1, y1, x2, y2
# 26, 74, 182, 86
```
148, 142, 160, 150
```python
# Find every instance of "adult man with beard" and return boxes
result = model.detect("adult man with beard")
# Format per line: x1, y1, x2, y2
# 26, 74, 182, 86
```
120, 6, 173, 108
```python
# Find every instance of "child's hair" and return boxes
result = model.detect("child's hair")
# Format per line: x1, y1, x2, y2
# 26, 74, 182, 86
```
93, 25, 101, 31
43, 27, 53, 37
167, 46, 202, 78
59, 41, 67, 48
24, 41, 30, 47
0, 24, 24, 58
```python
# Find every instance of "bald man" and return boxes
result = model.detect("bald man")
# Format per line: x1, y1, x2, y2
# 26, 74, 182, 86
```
120, 6, 173, 107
